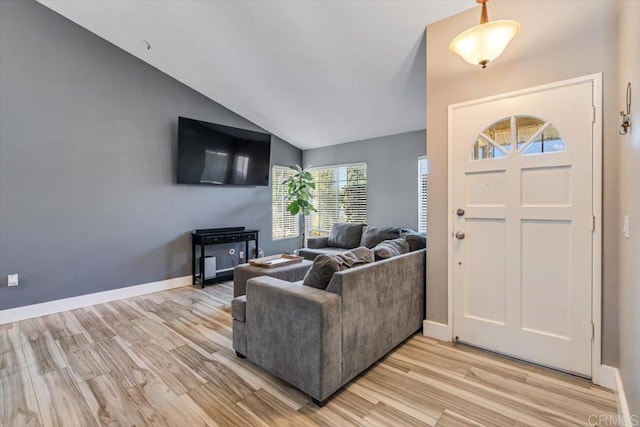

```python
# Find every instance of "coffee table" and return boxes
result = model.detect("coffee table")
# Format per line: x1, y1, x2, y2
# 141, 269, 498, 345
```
233, 258, 313, 297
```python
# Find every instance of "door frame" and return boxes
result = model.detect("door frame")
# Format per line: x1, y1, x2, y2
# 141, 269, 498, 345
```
446, 73, 603, 382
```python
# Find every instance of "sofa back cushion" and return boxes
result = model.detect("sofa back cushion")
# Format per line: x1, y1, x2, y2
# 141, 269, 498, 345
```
403, 232, 427, 251
327, 223, 366, 248
359, 226, 402, 248
302, 246, 374, 290
373, 238, 410, 260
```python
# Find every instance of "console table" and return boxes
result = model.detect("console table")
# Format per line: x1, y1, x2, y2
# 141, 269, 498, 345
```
191, 227, 259, 288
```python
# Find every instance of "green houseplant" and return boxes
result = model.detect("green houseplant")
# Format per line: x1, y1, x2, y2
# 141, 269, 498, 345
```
283, 165, 317, 248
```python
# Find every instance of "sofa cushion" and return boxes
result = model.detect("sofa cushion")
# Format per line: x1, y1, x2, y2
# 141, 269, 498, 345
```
373, 238, 410, 260
340, 246, 375, 266
404, 232, 427, 251
359, 226, 402, 248
232, 295, 247, 322
327, 223, 366, 249
302, 246, 374, 290
297, 247, 349, 261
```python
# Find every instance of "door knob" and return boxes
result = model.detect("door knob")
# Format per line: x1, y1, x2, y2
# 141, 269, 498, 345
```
456, 208, 465, 216
455, 231, 465, 240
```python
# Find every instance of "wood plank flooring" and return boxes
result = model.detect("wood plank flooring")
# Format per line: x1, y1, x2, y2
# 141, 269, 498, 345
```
0, 282, 617, 426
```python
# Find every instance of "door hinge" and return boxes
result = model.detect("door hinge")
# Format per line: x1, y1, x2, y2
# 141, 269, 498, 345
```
591, 322, 595, 340
592, 106, 596, 123
592, 215, 596, 232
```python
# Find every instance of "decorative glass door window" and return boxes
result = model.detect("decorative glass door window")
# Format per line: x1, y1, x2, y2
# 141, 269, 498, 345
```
472, 116, 565, 160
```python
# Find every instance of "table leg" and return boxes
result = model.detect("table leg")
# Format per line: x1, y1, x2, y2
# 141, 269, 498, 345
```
200, 243, 205, 288
191, 240, 196, 286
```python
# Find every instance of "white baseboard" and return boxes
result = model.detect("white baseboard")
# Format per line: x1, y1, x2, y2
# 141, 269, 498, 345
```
0, 275, 191, 324
614, 367, 633, 427
595, 365, 633, 426
596, 364, 617, 390
422, 320, 452, 342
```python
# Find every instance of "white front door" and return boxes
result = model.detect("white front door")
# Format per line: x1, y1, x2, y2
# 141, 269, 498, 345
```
450, 80, 596, 377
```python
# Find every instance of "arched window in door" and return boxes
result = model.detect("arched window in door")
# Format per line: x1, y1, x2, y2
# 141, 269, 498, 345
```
472, 116, 566, 160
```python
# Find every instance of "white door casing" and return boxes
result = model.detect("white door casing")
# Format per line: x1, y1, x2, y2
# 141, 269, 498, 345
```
448, 76, 602, 377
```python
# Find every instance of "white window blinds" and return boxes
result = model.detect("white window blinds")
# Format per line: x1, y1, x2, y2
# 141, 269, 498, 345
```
272, 166, 300, 240
418, 156, 428, 233
308, 163, 367, 237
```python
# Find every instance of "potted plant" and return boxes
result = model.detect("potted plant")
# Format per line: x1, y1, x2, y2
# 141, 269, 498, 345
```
283, 165, 317, 248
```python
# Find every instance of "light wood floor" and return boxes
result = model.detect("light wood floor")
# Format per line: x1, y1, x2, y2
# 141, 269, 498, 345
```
1, 282, 617, 426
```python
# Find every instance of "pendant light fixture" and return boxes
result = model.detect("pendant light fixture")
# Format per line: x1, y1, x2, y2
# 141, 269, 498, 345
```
449, 0, 520, 69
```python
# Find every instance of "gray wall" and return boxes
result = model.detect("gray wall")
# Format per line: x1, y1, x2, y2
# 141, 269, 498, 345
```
302, 130, 426, 230
425, 1, 620, 364
0, 0, 302, 310
616, 0, 640, 417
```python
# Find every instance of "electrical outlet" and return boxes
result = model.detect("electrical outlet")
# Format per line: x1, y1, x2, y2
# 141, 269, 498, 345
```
8, 274, 18, 287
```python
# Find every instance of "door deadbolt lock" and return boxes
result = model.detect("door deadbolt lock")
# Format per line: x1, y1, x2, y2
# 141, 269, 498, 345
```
456, 208, 465, 216
455, 231, 465, 240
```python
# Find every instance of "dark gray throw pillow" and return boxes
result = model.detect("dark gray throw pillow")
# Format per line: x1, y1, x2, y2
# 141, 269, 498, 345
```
359, 226, 402, 248
302, 246, 374, 289
404, 232, 426, 251
327, 223, 366, 249
373, 238, 410, 260
302, 254, 344, 290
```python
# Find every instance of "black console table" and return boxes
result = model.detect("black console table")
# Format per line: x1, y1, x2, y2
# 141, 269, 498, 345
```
191, 227, 259, 288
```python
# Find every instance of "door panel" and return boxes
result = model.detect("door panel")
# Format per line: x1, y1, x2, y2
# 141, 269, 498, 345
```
521, 166, 571, 206
521, 220, 571, 338
464, 219, 507, 325
465, 171, 506, 205
451, 81, 594, 377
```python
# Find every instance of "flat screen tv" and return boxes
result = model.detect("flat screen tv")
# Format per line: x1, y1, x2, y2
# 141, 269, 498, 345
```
177, 117, 271, 186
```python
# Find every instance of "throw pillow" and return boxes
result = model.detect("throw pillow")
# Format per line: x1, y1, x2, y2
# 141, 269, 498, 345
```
404, 232, 426, 251
302, 254, 344, 290
327, 223, 366, 249
373, 238, 410, 260
302, 246, 375, 289
359, 226, 402, 248
340, 246, 375, 266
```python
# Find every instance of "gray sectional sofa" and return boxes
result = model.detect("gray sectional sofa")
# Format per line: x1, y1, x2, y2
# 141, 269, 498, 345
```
297, 223, 423, 261
231, 247, 425, 405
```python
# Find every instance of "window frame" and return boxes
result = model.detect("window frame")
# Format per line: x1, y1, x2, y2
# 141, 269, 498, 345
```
271, 165, 300, 241
307, 162, 368, 237
418, 156, 428, 234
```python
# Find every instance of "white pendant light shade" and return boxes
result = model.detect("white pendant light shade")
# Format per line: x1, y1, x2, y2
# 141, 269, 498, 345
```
449, 1, 521, 68
450, 20, 520, 68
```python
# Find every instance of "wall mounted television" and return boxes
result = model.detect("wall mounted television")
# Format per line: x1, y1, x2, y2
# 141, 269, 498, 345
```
177, 117, 271, 186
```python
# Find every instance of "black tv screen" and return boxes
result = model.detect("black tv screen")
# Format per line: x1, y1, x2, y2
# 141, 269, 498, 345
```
177, 117, 271, 186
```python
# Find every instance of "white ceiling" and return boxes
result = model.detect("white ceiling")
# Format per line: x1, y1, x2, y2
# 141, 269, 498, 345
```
38, 0, 472, 149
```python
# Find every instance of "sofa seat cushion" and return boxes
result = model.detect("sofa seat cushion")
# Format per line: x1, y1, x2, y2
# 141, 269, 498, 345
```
327, 223, 366, 249
297, 247, 349, 261
404, 232, 427, 251
359, 226, 402, 248
303, 247, 374, 290
373, 238, 410, 260
232, 295, 247, 322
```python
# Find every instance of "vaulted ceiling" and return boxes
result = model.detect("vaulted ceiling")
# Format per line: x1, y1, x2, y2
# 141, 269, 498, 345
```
38, 1, 472, 149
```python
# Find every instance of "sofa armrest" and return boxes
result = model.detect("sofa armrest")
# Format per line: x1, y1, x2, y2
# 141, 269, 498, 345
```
306, 236, 329, 249
245, 276, 342, 401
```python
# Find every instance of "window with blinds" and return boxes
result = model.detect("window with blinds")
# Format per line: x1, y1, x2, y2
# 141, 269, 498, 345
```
308, 163, 367, 237
418, 156, 428, 233
272, 166, 300, 240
